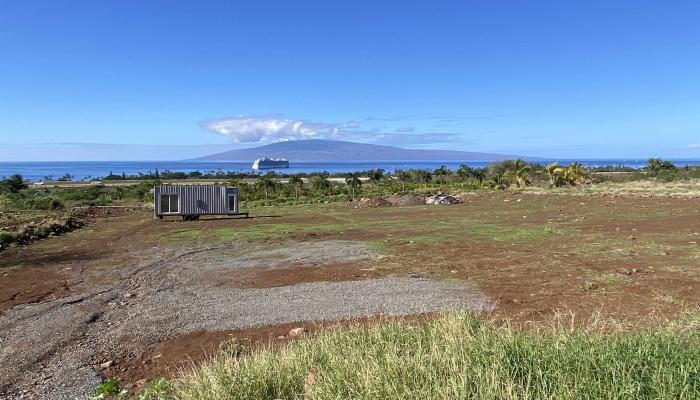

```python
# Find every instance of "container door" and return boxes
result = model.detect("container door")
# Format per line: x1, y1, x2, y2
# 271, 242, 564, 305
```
227, 193, 237, 213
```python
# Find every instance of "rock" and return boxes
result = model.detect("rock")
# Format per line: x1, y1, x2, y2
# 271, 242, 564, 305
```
426, 194, 461, 205
450, 270, 458, 274
306, 367, 318, 386
99, 360, 114, 370
511, 299, 522, 305
385, 194, 426, 207
152, 353, 162, 360
276, 335, 286, 340
288, 327, 307, 338
627, 235, 636, 240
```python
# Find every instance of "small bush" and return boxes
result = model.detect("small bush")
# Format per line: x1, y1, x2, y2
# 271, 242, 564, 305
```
0, 231, 18, 247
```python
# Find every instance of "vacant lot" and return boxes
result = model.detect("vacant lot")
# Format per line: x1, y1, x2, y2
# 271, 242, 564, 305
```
1, 192, 699, 399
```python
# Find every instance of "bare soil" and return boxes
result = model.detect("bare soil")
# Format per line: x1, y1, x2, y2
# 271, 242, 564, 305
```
1, 192, 699, 399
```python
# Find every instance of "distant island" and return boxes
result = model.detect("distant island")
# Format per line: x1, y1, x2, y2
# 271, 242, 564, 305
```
192, 139, 522, 162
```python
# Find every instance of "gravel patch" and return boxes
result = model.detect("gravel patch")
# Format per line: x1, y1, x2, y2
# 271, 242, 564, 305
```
188, 240, 377, 273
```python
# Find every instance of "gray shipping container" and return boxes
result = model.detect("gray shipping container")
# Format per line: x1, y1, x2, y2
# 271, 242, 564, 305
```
153, 185, 245, 220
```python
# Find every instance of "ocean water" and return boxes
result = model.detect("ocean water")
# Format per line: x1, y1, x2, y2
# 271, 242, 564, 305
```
1, 160, 700, 182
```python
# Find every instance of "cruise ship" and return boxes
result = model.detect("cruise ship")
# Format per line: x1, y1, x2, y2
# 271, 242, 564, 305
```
252, 157, 290, 170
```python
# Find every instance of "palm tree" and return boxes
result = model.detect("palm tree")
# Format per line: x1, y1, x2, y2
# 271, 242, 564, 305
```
565, 162, 588, 186
471, 168, 486, 186
647, 158, 662, 174
310, 174, 331, 195
255, 176, 276, 205
1, 174, 27, 194
434, 166, 450, 188
490, 174, 509, 190
456, 164, 472, 187
411, 169, 432, 189
288, 175, 304, 199
368, 169, 384, 194
394, 169, 411, 191
345, 173, 362, 197
504, 159, 531, 188
545, 162, 559, 187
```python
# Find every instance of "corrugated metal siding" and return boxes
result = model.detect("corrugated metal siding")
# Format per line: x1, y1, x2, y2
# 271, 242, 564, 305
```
154, 185, 238, 216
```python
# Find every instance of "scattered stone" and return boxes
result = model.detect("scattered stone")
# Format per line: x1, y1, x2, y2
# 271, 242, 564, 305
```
306, 367, 318, 387
426, 194, 461, 205
288, 327, 307, 338
276, 335, 286, 340
511, 299, 522, 305
347, 197, 391, 209
627, 235, 636, 240
450, 270, 458, 274
151, 353, 162, 360
99, 360, 113, 370
384, 194, 426, 207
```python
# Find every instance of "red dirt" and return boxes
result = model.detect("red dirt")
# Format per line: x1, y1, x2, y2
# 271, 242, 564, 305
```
0, 267, 71, 311
112, 314, 438, 392
2, 192, 699, 392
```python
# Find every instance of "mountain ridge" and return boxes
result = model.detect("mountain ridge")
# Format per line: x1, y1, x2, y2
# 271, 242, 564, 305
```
192, 139, 525, 162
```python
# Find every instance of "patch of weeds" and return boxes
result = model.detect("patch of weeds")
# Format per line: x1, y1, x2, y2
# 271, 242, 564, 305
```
87, 379, 127, 399
170, 229, 203, 239
655, 291, 686, 306
575, 238, 672, 258
582, 281, 598, 291
465, 222, 565, 242
584, 269, 624, 285
214, 222, 347, 242
218, 337, 243, 357
134, 378, 171, 400
368, 240, 391, 254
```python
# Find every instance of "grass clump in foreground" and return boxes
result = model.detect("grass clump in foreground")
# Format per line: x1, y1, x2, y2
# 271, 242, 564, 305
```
141, 311, 699, 400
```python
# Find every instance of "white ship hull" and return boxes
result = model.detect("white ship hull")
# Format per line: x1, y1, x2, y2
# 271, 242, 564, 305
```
252, 158, 290, 169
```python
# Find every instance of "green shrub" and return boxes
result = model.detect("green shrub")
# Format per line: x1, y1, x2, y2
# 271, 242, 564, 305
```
0, 231, 18, 247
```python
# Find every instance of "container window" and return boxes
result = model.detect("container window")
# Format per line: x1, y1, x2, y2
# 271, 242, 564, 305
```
160, 194, 179, 213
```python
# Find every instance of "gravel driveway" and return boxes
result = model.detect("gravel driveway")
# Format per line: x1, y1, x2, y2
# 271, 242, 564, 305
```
0, 241, 493, 400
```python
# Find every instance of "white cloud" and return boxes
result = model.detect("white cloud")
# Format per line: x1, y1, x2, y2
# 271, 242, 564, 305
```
199, 115, 480, 148
686, 143, 700, 149
200, 116, 355, 143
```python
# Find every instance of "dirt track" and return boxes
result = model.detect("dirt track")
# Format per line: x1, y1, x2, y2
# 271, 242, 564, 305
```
0, 215, 491, 399
1, 192, 699, 399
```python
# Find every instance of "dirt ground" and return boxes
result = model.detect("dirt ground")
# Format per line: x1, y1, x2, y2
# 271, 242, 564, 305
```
1, 192, 699, 399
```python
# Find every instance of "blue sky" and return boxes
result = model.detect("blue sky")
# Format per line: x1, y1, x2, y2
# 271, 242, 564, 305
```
1, 0, 699, 160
